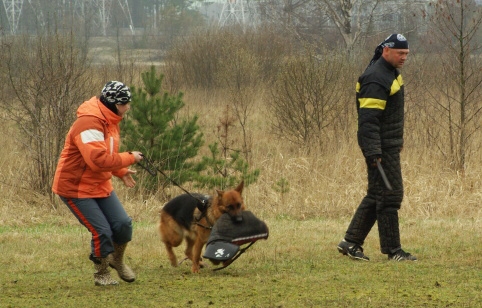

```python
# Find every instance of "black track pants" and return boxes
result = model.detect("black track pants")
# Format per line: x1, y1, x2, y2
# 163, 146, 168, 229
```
344, 148, 403, 253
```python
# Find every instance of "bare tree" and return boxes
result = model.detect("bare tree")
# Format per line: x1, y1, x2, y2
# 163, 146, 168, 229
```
258, 0, 329, 45
259, 0, 430, 50
0, 29, 94, 197
416, 0, 482, 172
268, 47, 351, 150
313, 0, 382, 50
217, 45, 260, 163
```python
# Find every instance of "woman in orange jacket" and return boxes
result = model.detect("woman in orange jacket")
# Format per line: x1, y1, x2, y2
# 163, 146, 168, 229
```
52, 81, 143, 286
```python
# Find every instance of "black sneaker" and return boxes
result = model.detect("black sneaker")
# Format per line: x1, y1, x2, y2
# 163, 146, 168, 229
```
337, 240, 370, 261
388, 249, 417, 261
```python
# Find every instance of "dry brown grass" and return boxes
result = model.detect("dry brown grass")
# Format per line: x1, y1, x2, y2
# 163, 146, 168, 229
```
1, 86, 482, 226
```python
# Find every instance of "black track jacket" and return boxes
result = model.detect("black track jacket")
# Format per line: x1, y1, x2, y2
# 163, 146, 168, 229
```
356, 57, 405, 158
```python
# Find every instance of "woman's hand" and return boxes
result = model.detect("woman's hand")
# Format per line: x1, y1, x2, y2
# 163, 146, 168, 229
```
130, 151, 143, 163
121, 169, 137, 188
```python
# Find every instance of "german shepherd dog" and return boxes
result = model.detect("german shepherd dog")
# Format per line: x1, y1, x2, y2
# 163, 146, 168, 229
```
159, 181, 245, 273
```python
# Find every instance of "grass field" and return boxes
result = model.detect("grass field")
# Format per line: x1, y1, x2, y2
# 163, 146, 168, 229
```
1, 212, 480, 307
0, 74, 481, 307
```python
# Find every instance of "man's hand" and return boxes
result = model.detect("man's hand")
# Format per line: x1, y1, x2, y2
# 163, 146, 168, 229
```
366, 155, 381, 168
121, 169, 137, 188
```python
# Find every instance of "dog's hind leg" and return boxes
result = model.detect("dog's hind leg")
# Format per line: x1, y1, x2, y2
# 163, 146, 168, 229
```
162, 229, 184, 267
159, 213, 185, 267
164, 242, 179, 267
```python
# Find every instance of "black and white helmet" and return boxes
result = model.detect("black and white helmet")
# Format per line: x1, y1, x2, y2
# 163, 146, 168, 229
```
100, 81, 131, 105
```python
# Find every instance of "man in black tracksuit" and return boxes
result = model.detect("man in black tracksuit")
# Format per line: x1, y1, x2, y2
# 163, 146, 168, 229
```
337, 34, 417, 261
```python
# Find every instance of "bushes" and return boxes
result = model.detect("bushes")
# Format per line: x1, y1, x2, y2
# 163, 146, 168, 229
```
163, 26, 356, 152
268, 48, 356, 151
163, 25, 288, 90
0, 31, 94, 197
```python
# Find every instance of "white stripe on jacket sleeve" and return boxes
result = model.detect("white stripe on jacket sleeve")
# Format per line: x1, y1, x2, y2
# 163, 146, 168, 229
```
80, 129, 104, 144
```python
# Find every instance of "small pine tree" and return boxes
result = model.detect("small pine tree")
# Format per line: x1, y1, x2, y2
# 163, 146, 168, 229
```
121, 66, 204, 192
191, 105, 260, 190
192, 142, 260, 190
122, 66, 259, 194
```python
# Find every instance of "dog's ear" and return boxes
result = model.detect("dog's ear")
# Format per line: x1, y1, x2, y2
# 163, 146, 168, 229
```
216, 190, 224, 198
235, 181, 244, 194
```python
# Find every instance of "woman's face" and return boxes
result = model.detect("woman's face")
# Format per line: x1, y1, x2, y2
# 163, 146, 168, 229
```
116, 103, 131, 117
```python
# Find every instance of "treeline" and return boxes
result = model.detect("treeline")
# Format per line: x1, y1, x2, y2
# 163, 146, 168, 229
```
1, 0, 482, 198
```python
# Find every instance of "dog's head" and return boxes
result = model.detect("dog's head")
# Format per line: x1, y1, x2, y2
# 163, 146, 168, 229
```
216, 181, 245, 222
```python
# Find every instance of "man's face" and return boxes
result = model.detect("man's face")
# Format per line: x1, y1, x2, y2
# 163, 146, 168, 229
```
383, 47, 409, 68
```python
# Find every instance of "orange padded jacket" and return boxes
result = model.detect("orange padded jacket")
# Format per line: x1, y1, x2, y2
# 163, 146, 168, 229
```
52, 96, 136, 198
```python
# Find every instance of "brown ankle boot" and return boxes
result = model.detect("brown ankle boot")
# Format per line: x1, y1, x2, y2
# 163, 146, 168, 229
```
108, 243, 136, 283
92, 256, 119, 286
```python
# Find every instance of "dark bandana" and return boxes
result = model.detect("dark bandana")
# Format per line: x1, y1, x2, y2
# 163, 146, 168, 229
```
367, 33, 409, 69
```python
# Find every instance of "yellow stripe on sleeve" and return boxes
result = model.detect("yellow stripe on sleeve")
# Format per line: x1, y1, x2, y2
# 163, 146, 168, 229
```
358, 98, 386, 110
390, 75, 403, 95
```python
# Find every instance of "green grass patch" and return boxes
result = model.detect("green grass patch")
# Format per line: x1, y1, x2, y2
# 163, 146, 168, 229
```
1, 219, 480, 307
